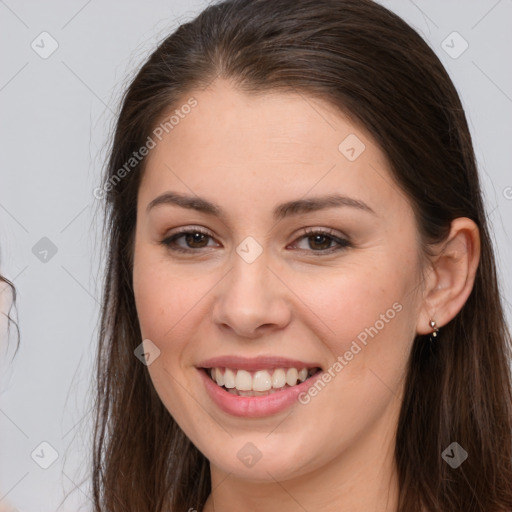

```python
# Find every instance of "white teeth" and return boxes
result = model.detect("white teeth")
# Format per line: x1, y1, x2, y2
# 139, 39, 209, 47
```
286, 368, 298, 386
253, 370, 272, 391
223, 368, 236, 389
207, 366, 318, 392
214, 368, 224, 387
271, 368, 286, 389
235, 370, 252, 391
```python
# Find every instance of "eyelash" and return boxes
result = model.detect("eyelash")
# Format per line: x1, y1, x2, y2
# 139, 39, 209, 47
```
160, 227, 352, 255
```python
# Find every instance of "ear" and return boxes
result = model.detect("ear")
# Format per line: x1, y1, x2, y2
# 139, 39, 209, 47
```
416, 217, 481, 335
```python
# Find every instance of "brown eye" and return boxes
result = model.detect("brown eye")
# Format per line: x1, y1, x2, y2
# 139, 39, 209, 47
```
182, 232, 209, 249
307, 233, 333, 251
161, 228, 217, 253
291, 228, 352, 254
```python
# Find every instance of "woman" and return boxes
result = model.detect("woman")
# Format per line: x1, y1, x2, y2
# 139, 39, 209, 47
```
92, 0, 512, 510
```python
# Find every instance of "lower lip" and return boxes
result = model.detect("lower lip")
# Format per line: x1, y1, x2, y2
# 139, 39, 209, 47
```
198, 368, 323, 418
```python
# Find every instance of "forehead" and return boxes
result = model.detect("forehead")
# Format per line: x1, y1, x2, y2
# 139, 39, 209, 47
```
139, 79, 411, 220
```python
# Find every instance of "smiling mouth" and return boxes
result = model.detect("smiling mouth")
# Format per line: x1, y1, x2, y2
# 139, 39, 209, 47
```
201, 367, 322, 397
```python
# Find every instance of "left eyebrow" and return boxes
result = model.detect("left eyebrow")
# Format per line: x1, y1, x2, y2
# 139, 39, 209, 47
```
146, 191, 376, 220
273, 194, 376, 219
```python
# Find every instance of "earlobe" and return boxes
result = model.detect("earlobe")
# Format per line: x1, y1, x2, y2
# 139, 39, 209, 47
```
416, 217, 480, 336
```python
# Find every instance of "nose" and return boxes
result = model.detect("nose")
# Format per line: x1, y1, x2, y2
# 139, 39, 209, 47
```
211, 249, 292, 339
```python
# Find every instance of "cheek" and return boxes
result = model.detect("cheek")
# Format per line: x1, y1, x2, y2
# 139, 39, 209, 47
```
133, 263, 171, 341
132, 246, 221, 409
292, 253, 418, 387
132, 249, 210, 429
134, 278, 202, 388
133, 244, 203, 341
288, 265, 416, 447
300, 262, 407, 336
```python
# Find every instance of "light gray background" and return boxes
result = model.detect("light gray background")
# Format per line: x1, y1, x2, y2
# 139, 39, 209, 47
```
0, 0, 511, 510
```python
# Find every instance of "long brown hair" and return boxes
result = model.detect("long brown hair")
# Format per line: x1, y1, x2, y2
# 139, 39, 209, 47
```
93, 0, 512, 510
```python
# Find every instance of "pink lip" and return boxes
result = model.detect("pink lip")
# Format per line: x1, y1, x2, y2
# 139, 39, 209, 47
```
197, 355, 322, 372
198, 367, 323, 418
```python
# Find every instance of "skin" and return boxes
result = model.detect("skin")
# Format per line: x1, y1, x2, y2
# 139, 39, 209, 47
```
132, 79, 480, 512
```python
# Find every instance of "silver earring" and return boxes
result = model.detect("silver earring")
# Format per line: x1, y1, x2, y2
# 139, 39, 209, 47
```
429, 319, 439, 341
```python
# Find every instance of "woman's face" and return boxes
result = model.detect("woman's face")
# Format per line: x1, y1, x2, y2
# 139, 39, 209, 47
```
133, 79, 426, 483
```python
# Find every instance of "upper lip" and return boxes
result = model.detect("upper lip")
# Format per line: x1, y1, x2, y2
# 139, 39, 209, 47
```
197, 355, 322, 372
